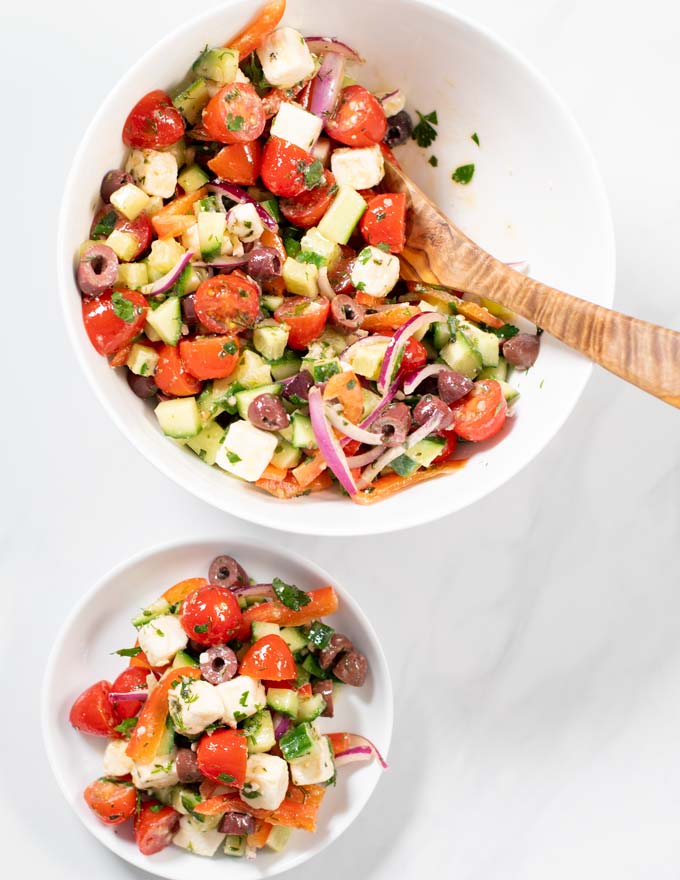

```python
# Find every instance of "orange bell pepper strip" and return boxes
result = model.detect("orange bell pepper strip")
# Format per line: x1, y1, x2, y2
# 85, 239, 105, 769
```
455, 299, 504, 329
151, 187, 208, 238
247, 821, 273, 849
126, 666, 200, 763
257, 469, 332, 498
355, 291, 385, 309
226, 0, 286, 58
162, 577, 207, 605
409, 283, 505, 329
323, 370, 363, 422
352, 460, 466, 505
268, 784, 326, 832
193, 793, 270, 818
151, 214, 196, 240
291, 451, 326, 489
361, 305, 421, 332
260, 463, 288, 482
242, 586, 338, 627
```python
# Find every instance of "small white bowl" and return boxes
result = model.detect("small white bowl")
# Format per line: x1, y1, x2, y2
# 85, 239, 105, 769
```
41, 537, 393, 880
58, 0, 615, 535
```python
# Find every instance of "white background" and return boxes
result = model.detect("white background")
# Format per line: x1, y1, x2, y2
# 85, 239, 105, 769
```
2, 0, 680, 877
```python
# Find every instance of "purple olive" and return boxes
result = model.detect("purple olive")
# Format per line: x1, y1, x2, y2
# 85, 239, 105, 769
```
248, 393, 290, 431
209, 555, 248, 588
369, 402, 412, 447
247, 246, 282, 281
502, 333, 541, 370
127, 371, 158, 399
384, 110, 413, 148
331, 295, 365, 331
281, 370, 313, 403
100, 169, 133, 203
199, 645, 238, 685
77, 244, 119, 297
181, 294, 198, 329
219, 813, 255, 835
413, 394, 454, 429
176, 748, 203, 783
312, 680, 334, 717
437, 370, 474, 404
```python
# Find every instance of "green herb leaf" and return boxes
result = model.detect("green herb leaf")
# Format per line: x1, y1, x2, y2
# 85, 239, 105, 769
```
479, 322, 519, 339
91, 210, 118, 239
297, 159, 325, 189
111, 291, 141, 323
112, 646, 142, 657
412, 110, 439, 148
428, 155, 439, 167
194, 623, 209, 634
149, 803, 165, 813
239, 691, 249, 707
241, 787, 261, 799
226, 450, 242, 464
241, 52, 270, 93
226, 114, 245, 132
113, 717, 138, 737
452, 164, 475, 185
219, 340, 237, 357
272, 577, 311, 611
471, 132, 480, 146
297, 251, 324, 267
218, 772, 235, 784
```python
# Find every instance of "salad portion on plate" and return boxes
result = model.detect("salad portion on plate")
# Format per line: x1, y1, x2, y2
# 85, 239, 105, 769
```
75, 0, 541, 504
68, 550, 385, 860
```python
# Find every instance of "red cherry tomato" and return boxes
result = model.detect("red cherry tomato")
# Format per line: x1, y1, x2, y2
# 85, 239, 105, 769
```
274, 297, 330, 350
117, 213, 154, 260
196, 729, 248, 787
207, 141, 262, 185
432, 426, 458, 465
451, 379, 508, 442
260, 137, 320, 198
82, 290, 148, 357
179, 584, 243, 646
325, 85, 387, 147
123, 90, 185, 149
154, 344, 203, 397
69, 681, 118, 737
279, 171, 337, 229
84, 777, 137, 825
179, 335, 240, 381
110, 667, 150, 722
385, 333, 428, 378
134, 802, 180, 855
202, 83, 266, 144
194, 272, 260, 334
360, 193, 407, 254
239, 634, 296, 681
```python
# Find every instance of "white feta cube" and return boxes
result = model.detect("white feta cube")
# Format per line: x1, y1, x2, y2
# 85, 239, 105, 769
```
350, 245, 400, 298
256, 27, 316, 89
225, 203, 265, 243
168, 678, 223, 735
215, 420, 277, 482
173, 815, 226, 856
131, 753, 179, 790
331, 145, 385, 191
240, 753, 289, 811
103, 739, 134, 777
126, 148, 178, 198
270, 102, 323, 152
216, 675, 266, 728
136, 614, 188, 667
288, 729, 335, 786
377, 89, 406, 118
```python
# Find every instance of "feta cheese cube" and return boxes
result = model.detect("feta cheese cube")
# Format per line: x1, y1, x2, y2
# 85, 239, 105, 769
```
256, 27, 316, 89
331, 145, 385, 191
288, 727, 335, 786
377, 88, 406, 118
215, 420, 278, 482
350, 245, 400, 298
216, 675, 266, 727
126, 148, 178, 198
173, 815, 225, 856
109, 183, 150, 221
225, 203, 265, 243
168, 678, 223, 735
103, 739, 134, 777
131, 753, 179, 790
240, 753, 289, 811
136, 614, 188, 667
270, 102, 323, 152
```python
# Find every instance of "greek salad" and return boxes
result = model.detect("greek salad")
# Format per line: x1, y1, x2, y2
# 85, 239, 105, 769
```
76, 0, 541, 504
69, 552, 384, 859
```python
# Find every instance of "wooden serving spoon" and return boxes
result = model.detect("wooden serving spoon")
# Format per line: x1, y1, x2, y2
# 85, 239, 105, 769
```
383, 160, 680, 408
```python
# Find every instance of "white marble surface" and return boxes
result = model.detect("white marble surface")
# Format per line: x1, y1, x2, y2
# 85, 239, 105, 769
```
1, 0, 679, 877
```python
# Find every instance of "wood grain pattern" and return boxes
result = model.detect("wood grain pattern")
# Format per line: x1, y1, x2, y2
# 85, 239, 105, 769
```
384, 161, 680, 408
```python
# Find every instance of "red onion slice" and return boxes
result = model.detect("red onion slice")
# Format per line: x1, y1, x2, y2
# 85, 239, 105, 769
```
304, 37, 364, 63
272, 712, 291, 740
140, 251, 194, 296
308, 387, 357, 495
377, 311, 445, 393
334, 746, 373, 768
208, 181, 278, 232
318, 265, 335, 299
332, 734, 388, 769
108, 690, 149, 704
193, 254, 250, 270
405, 412, 444, 448
325, 404, 384, 445
359, 412, 443, 487
310, 52, 346, 123
402, 363, 449, 395
346, 446, 386, 468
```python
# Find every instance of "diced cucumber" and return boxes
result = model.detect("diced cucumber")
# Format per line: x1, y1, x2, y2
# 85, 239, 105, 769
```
306, 620, 334, 650
297, 693, 326, 723
279, 722, 315, 760
283, 257, 319, 297
302, 341, 336, 366
233, 350, 272, 388
197, 377, 236, 419
391, 436, 446, 477
294, 663, 311, 688
197, 212, 226, 260
178, 164, 210, 194
192, 46, 239, 84
252, 621, 280, 640
155, 397, 202, 439
271, 437, 302, 469
478, 357, 509, 381
260, 198, 281, 223
310, 359, 340, 383
497, 379, 520, 404
126, 343, 159, 377
459, 320, 500, 367
243, 709, 276, 754
317, 327, 350, 356
145, 296, 182, 346
318, 186, 367, 244
361, 387, 382, 421
299, 227, 341, 267
233, 383, 282, 420
106, 228, 138, 262
224, 835, 246, 857
157, 716, 175, 757
172, 649, 199, 668
110, 183, 150, 221
261, 293, 284, 312
186, 421, 226, 466
171, 785, 202, 815
280, 627, 308, 655
301, 653, 325, 678
131, 597, 170, 628
173, 78, 211, 125
266, 825, 293, 853
144, 196, 164, 216
267, 688, 298, 718
253, 323, 290, 361
347, 338, 389, 381
146, 239, 186, 282
291, 412, 316, 449
433, 321, 452, 350
117, 262, 149, 290
440, 331, 482, 379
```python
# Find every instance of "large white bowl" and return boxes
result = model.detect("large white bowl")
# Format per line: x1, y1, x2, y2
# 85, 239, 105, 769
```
42, 537, 393, 879
58, 0, 615, 535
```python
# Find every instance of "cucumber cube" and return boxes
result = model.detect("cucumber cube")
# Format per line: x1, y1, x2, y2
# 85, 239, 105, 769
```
440, 331, 482, 379
266, 825, 293, 853
459, 320, 500, 367
186, 421, 226, 466
110, 183, 150, 221
252, 622, 280, 640
347, 338, 389, 381
279, 722, 315, 761
192, 46, 239, 84
197, 212, 226, 260
146, 238, 186, 282
291, 412, 316, 449
117, 262, 149, 290
155, 397, 202, 439
299, 227, 340, 267
282, 257, 319, 297
173, 78, 210, 125
306, 620, 334, 650
224, 835, 246, 857
297, 693, 326, 723
269, 356, 301, 381
267, 688, 299, 718
233, 350, 272, 388
145, 296, 182, 346
271, 437, 302, 469
253, 323, 290, 361
105, 228, 139, 262
279, 627, 308, 654
233, 383, 282, 420
497, 379, 520, 404
242, 709, 276, 754
178, 164, 210, 194
317, 186, 367, 244
126, 343, 159, 377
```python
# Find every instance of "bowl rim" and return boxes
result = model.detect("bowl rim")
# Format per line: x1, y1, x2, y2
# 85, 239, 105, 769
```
41, 534, 394, 878
57, 0, 616, 536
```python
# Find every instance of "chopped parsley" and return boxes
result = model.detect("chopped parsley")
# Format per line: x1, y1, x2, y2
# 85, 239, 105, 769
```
241, 52, 270, 93
272, 577, 311, 611
193, 623, 209, 634
226, 114, 244, 131
91, 210, 117, 238
111, 291, 140, 323
375, 242, 391, 253
241, 786, 261, 800
357, 247, 372, 265
219, 340, 237, 357
452, 164, 475, 185
297, 158, 324, 189
297, 250, 325, 267
149, 803, 165, 813
239, 691, 249, 707
412, 110, 439, 148
478, 322, 519, 339
113, 717, 138, 737
218, 772, 235, 784
225, 450, 242, 464
428, 155, 439, 167
471, 132, 480, 146
355, 282, 366, 292
112, 646, 142, 657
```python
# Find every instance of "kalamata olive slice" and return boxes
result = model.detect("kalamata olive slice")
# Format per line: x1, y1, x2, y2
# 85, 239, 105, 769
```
312, 680, 335, 717
318, 633, 353, 671
331, 294, 366, 331
327, 252, 355, 295
333, 650, 368, 687
281, 370, 313, 403
413, 394, 454, 430
369, 402, 411, 447
208, 555, 248, 588
127, 371, 158, 399
219, 813, 255, 835
247, 393, 290, 431
181, 294, 198, 329
77, 244, 119, 297
199, 645, 238, 685
437, 370, 474, 404
176, 748, 203, 783
383, 110, 413, 148
100, 169, 133, 203
247, 246, 282, 281
502, 333, 541, 370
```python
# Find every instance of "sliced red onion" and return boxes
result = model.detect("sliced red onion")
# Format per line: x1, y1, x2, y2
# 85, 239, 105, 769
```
358, 445, 405, 487
230, 583, 275, 599
318, 265, 335, 299
334, 746, 373, 768
405, 412, 443, 448
193, 254, 250, 270
402, 364, 449, 395
346, 446, 386, 468
208, 182, 278, 232
357, 379, 400, 430
272, 712, 291, 740
332, 734, 388, 769
140, 251, 194, 296
304, 37, 364, 63
308, 387, 357, 496
325, 404, 384, 445
377, 89, 399, 105
310, 52, 346, 122
108, 690, 149, 704
377, 311, 444, 393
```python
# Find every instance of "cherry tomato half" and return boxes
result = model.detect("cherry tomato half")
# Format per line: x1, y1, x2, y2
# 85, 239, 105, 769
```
274, 297, 330, 350
202, 83, 266, 144
135, 802, 180, 855
154, 344, 203, 397
260, 137, 320, 198
360, 193, 407, 254
325, 85, 387, 147
194, 272, 260, 334
82, 291, 148, 356
110, 667, 150, 722
207, 141, 262, 185
451, 379, 508, 442
179, 584, 243, 646
239, 634, 296, 681
196, 729, 248, 787
123, 90, 185, 149
84, 778, 136, 825
179, 335, 240, 381
69, 681, 118, 737
280, 171, 337, 229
